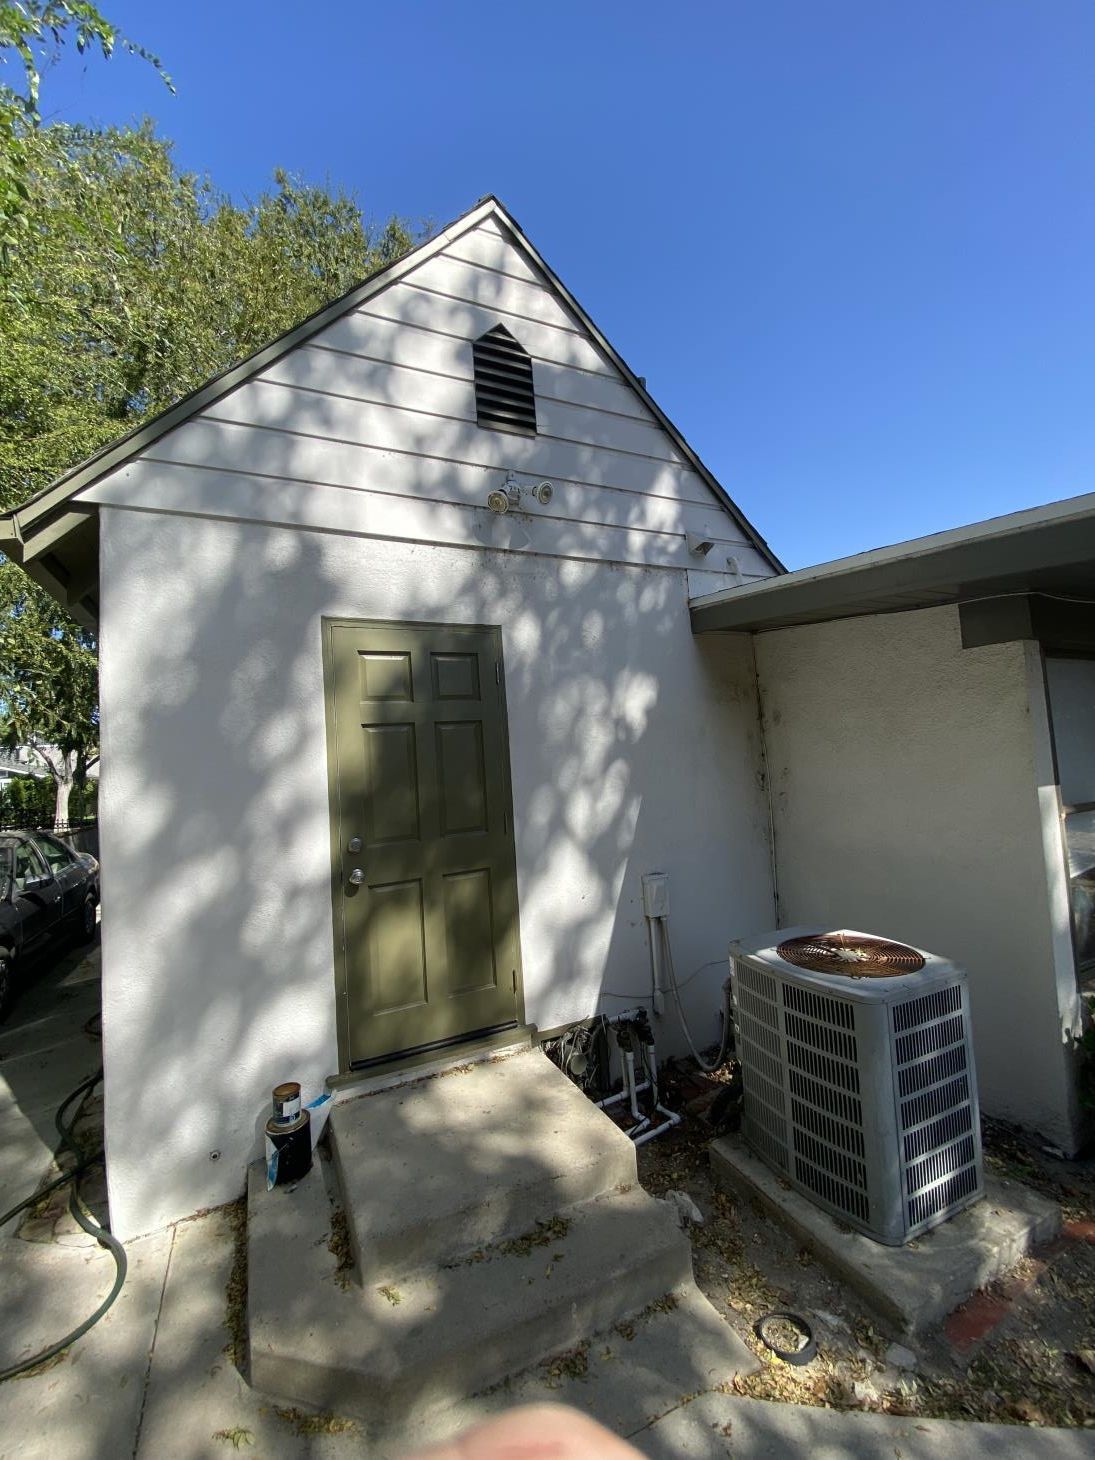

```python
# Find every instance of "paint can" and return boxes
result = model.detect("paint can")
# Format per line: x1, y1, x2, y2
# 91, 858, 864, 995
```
265, 1109, 312, 1186
271, 1081, 302, 1125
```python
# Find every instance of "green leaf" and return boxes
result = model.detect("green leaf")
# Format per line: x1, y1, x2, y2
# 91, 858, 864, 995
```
0, 117, 419, 790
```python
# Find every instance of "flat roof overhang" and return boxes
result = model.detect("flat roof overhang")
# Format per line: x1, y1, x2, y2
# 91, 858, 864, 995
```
690, 491, 1095, 639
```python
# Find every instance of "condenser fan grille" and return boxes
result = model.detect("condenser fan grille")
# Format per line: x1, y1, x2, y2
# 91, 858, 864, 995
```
777, 931, 925, 978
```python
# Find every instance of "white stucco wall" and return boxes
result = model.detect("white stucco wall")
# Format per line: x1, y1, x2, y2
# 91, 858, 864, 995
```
753, 605, 1083, 1152
98, 506, 774, 1237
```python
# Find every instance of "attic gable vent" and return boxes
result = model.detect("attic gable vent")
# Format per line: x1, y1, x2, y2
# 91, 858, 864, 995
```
472, 325, 537, 435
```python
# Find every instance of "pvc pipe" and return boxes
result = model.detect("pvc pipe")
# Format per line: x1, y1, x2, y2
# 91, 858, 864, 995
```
604, 1007, 645, 1026
596, 1080, 651, 1109
591, 1012, 677, 1142
632, 1104, 682, 1146
625, 1051, 641, 1121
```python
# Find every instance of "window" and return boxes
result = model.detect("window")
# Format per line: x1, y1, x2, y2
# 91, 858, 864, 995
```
13, 842, 48, 894
36, 833, 75, 874
472, 325, 537, 435
1045, 657, 1095, 975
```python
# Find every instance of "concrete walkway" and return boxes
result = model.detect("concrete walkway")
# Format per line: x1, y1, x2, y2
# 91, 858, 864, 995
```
0, 952, 1091, 1457
0, 940, 101, 1233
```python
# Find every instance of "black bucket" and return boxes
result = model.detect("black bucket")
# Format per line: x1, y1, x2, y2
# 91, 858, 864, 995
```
265, 1109, 312, 1186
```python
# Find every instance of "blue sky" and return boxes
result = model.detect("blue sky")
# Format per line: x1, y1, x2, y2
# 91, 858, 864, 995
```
39, 1, 1095, 570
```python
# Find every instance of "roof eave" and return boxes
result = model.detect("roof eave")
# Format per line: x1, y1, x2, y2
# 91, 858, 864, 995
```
6, 195, 503, 537
689, 492, 1095, 634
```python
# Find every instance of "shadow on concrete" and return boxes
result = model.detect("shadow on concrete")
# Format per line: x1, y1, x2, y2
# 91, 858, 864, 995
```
0, 930, 103, 1221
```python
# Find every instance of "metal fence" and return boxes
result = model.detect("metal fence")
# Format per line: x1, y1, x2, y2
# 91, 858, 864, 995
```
0, 820, 99, 855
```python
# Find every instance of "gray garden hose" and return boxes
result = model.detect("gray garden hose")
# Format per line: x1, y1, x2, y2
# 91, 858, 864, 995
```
0, 1067, 127, 1381
660, 919, 734, 1072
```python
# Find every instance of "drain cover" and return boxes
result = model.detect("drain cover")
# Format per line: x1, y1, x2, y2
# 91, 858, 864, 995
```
776, 930, 925, 978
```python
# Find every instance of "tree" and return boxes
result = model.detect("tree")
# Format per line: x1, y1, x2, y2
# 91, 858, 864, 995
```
0, 1, 172, 263
0, 121, 419, 822
0, 580, 96, 823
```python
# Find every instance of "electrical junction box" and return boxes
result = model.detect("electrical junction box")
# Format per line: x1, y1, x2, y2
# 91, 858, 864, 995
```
642, 872, 669, 918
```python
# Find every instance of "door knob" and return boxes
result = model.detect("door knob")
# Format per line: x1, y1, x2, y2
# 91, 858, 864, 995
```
348, 868, 365, 886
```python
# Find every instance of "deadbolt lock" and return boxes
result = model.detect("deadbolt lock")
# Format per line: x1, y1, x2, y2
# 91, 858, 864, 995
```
347, 836, 363, 853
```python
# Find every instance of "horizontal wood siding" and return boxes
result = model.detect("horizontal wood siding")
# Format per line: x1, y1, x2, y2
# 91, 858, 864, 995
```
249, 355, 687, 463
85, 459, 772, 580
408, 252, 595, 338
303, 318, 649, 417
359, 287, 609, 375
98, 215, 773, 584
442, 227, 545, 285
85, 438, 772, 577
165, 393, 722, 509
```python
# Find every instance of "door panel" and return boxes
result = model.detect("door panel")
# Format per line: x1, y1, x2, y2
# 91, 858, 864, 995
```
432, 651, 480, 700
442, 868, 497, 993
365, 724, 420, 843
436, 721, 487, 835
369, 879, 428, 1013
12, 841, 62, 954
327, 621, 521, 1067
360, 651, 413, 701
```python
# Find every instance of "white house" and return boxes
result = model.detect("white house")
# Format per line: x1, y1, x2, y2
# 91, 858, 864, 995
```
692, 502, 1095, 1157
1, 198, 783, 1237
3, 197, 1091, 1240
0, 748, 46, 787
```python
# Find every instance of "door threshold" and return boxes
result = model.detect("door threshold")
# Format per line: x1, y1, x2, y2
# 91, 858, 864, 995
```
326, 1024, 533, 1101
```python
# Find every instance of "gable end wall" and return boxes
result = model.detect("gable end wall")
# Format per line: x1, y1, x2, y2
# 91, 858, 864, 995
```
80, 216, 774, 592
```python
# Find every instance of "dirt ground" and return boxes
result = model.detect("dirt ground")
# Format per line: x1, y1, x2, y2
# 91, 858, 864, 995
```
634, 1059, 1095, 1430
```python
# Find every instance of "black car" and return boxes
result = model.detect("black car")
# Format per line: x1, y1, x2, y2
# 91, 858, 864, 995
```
0, 830, 99, 1020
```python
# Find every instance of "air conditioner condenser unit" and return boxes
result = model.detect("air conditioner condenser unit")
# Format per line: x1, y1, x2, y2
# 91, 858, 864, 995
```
728, 927, 984, 1245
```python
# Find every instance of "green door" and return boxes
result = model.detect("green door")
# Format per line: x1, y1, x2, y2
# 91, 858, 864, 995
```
324, 620, 522, 1068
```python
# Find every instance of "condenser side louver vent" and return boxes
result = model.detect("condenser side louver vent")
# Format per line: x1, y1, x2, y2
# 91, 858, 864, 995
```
781, 979, 870, 1225
733, 960, 788, 1174
472, 325, 537, 434
891, 984, 980, 1233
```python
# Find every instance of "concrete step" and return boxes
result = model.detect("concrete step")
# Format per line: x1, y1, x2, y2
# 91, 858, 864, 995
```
247, 1153, 693, 1436
330, 1048, 638, 1281
389, 1281, 761, 1456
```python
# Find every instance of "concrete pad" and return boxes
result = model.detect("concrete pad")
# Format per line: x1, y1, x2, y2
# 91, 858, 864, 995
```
2, 1201, 1086, 1460
0, 1226, 171, 1460
0, 946, 102, 1238
331, 1048, 637, 1280
641, 1393, 1095, 1458
248, 1153, 692, 1434
711, 1135, 1062, 1334
480, 1283, 758, 1434
136, 1207, 360, 1459
0, 1130, 59, 1234
384, 1284, 760, 1457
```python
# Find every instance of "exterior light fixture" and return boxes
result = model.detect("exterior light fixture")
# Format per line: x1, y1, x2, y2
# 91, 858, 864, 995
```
485, 472, 554, 514
487, 487, 517, 514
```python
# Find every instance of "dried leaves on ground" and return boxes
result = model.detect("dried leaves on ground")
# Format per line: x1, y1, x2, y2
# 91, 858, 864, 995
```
637, 1066, 1095, 1429
222, 1199, 248, 1372
327, 1203, 354, 1287
270, 1405, 358, 1437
